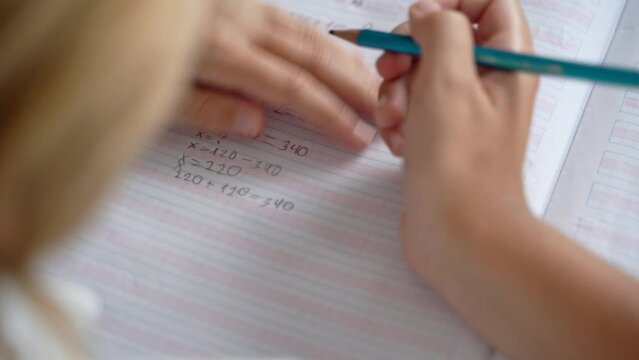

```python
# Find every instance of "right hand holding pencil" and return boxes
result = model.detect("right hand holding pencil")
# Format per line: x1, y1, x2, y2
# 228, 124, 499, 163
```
376, 0, 538, 285
380, 4, 639, 360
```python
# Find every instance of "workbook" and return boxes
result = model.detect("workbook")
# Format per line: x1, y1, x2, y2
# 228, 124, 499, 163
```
44, 0, 637, 359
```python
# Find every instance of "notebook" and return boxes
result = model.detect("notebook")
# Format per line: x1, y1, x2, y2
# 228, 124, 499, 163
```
545, 0, 639, 279
42, 0, 637, 359
493, 3, 639, 360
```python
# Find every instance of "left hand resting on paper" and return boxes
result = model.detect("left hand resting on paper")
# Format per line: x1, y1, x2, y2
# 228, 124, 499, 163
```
179, 0, 379, 149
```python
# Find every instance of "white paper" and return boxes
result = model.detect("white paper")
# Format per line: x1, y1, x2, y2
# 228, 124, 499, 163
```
546, 0, 639, 277
521, 0, 627, 215
492, 3, 638, 359
40, 0, 630, 359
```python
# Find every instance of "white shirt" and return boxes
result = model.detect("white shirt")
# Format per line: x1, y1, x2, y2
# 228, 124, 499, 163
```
0, 272, 101, 360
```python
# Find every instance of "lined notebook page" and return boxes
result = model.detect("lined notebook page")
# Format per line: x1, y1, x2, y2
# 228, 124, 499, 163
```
546, 0, 639, 277
495, 4, 639, 360
522, 0, 627, 214
41, 1, 627, 359
44, 1, 489, 359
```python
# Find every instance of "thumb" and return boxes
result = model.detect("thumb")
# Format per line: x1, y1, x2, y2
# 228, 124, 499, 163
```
408, 2, 477, 84
180, 89, 266, 137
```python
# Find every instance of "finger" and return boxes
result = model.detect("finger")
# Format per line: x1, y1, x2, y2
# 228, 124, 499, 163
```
392, 21, 411, 34
405, 2, 486, 161
180, 88, 266, 137
375, 22, 413, 80
376, 53, 413, 80
381, 127, 405, 157
428, 0, 538, 112
200, 43, 376, 149
257, 6, 378, 117
375, 77, 409, 129
432, 0, 531, 50
409, 4, 478, 84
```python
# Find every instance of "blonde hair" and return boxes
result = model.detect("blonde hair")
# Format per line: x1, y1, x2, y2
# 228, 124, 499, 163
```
0, 0, 205, 356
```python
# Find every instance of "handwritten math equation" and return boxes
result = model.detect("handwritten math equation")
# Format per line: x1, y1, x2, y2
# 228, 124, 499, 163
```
169, 130, 301, 212
195, 129, 309, 158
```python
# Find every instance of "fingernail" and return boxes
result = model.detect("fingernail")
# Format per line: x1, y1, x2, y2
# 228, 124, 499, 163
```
389, 132, 404, 153
353, 120, 377, 145
232, 109, 261, 137
410, 0, 441, 18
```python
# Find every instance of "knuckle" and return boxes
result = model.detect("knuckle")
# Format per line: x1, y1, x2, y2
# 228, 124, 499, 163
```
285, 69, 312, 95
256, 6, 294, 45
309, 48, 333, 70
424, 10, 471, 33
265, 5, 291, 30
296, 25, 335, 71
296, 23, 321, 48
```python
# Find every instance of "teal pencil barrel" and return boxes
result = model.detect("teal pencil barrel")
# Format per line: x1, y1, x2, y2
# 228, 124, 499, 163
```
355, 29, 639, 88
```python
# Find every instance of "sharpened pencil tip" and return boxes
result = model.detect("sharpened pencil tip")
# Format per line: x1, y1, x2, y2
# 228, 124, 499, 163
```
328, 29, 360, 44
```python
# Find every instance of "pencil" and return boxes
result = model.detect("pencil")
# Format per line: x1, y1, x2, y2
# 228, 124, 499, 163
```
330, 29, 639, 88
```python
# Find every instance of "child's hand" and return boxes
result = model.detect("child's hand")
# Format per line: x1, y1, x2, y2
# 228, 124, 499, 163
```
379, 5, 639, 359
377, 0, 538, 285
374, 21, 412, 156
179, 0, 378, 149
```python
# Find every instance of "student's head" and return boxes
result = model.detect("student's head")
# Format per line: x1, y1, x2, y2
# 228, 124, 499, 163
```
0, 0, 204, 355
0, 0, 204, 270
